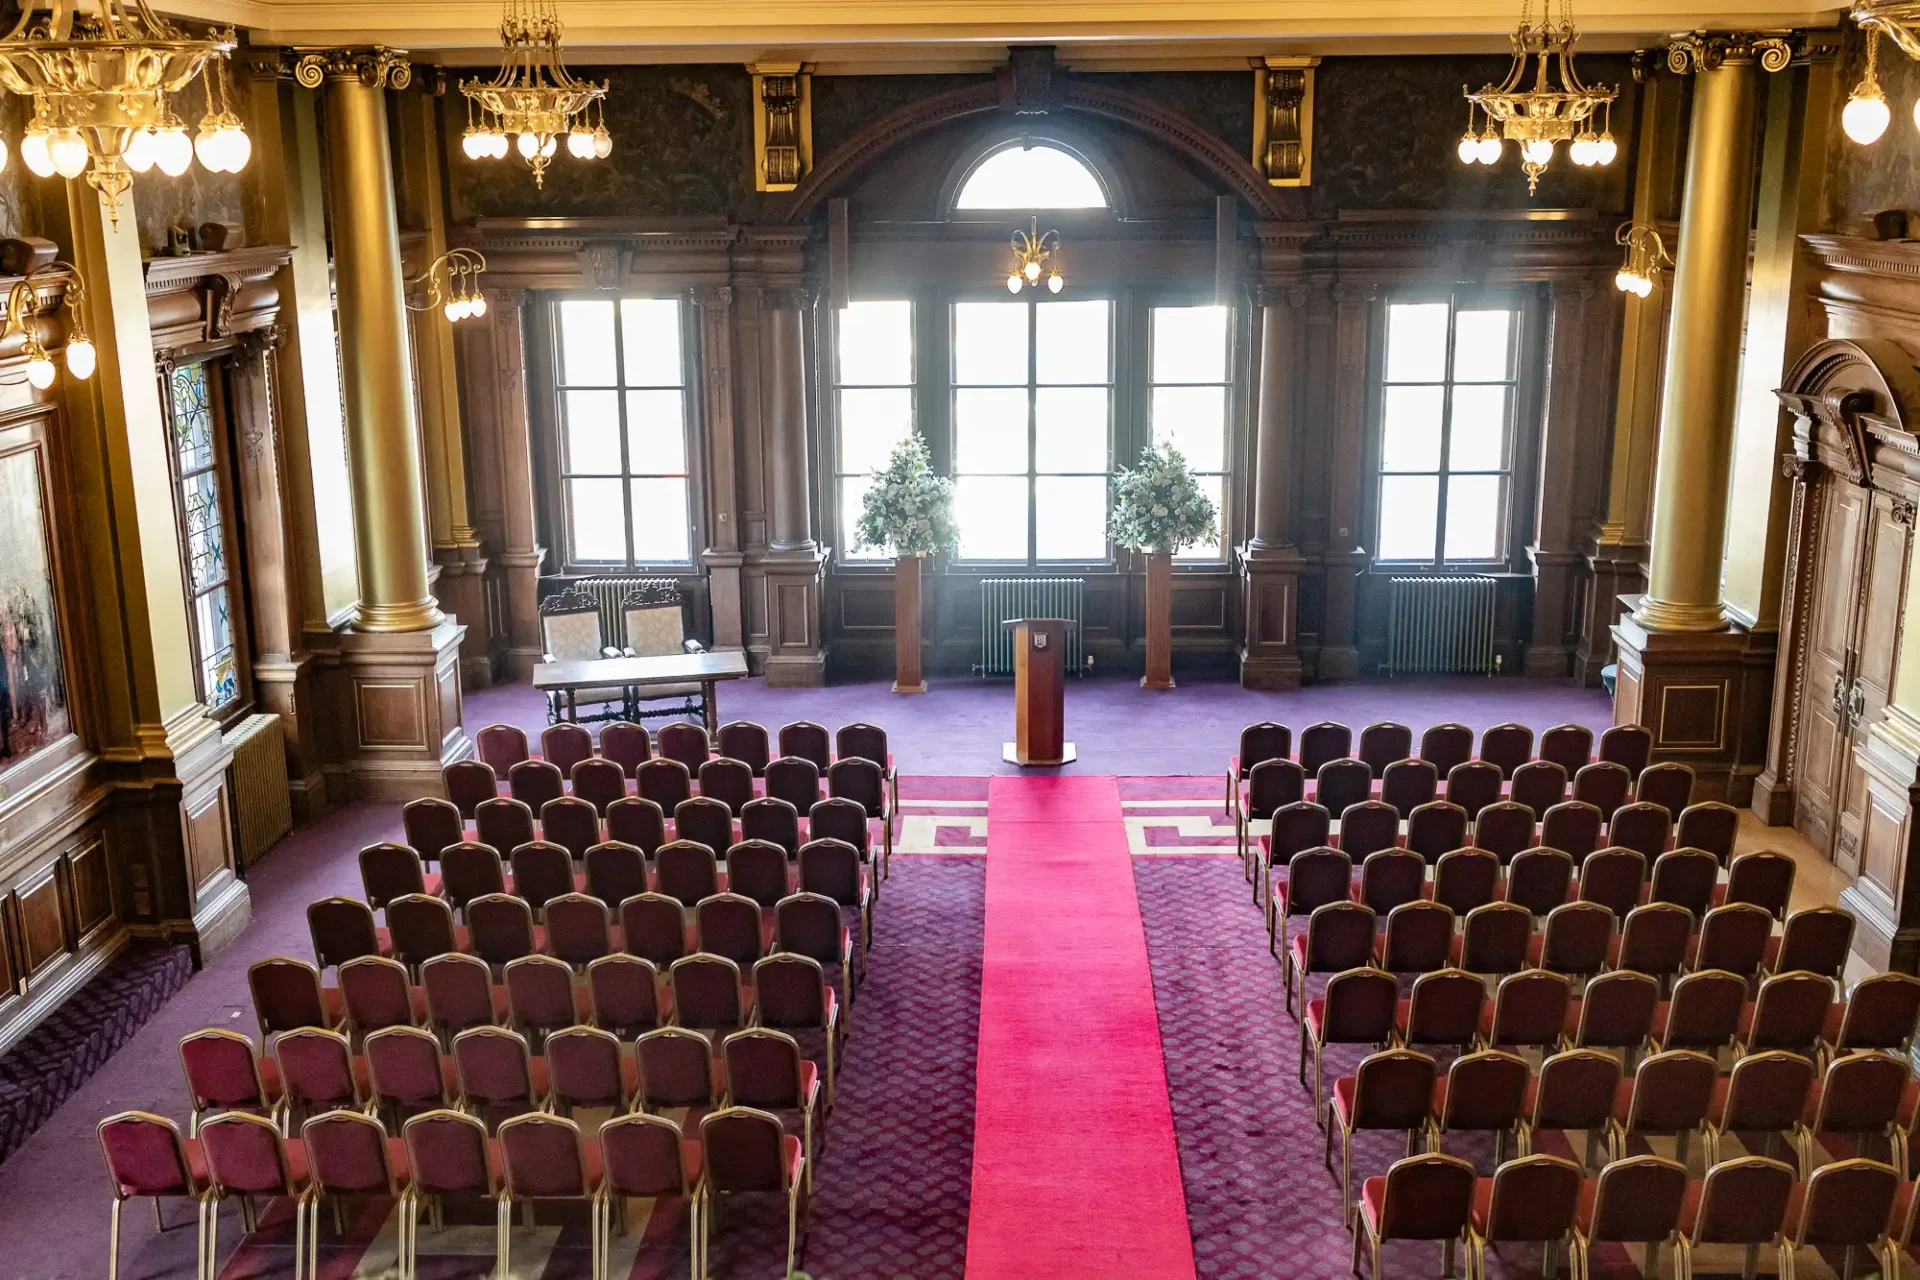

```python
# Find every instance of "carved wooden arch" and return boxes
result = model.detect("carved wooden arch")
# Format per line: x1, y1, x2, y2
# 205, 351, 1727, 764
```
1777, 337, 1920, 488
782, 77, 1298, 224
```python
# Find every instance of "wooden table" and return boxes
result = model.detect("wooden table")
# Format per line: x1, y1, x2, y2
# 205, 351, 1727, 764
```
532, 650, 750, 730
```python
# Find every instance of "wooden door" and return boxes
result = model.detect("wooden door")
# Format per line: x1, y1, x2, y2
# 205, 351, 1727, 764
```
1835, 490, 1914, 891
1794, 476, 1872, 865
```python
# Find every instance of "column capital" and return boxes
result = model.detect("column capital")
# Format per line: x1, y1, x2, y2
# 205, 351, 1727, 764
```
284, 47, 414, 90
761, 285, 811, 311
1254, 282, 1310, 309
1663, 30, 1796, 74
696, 285, 735, 310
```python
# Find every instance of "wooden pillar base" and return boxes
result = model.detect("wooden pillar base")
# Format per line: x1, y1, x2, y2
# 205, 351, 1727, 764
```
333, 619, 473, 802
1526, 547, 1586, 678
434, 544, 493, 691
1577, 541, 1648, 687
757, 549, 828, 688
1610, 604, 1777, 807
1239, 542, 1306, 690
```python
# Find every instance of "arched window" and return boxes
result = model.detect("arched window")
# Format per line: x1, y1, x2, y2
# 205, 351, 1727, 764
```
954, 143, 1108, 210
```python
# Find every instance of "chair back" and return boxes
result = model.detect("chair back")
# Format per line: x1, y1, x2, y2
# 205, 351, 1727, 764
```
444, 760, 499, 819
1537, 902, 1611, 978
621, 582, 691, 659
452, 1025, 539, 1112
601, 1112, 694, 1198
387, 894, 459, 968
1577, 847, 1646, 919
1403, 968, 1484, 1047
584, 841, 649, 908
1472, 801, 1536, 865
587, 954, 663, 1037
778, 721, 833, 771
774, 893, 847, 968
1720, 1050, 1817, 1133
701, 1106, 796, 1194
670, 953, 746, 1029
837, 722, 890, 771
1836, 971, 1920, 1053
303, 1110, 400, 1198
1246, 758, 1306, 820
365, 1026, 451, 1112
545, 893, 613, 967
1458, 901, 1531, 975
1538, 723, 1594, 777
1794, 1159, 1902, 1248
1624, 1049, 1718, 1133
473, 799, 536, 862
442, 840, 509, 913
179, 1029, 271, 1113
98, 1112, 198, 1200
468, 893, 538, 968
1405, 801, 1469, 863
339, 955, 416, 1034
1504, 847, 1574, 917
1597, 724, 1653, 778
699, 758, 756, 816
638, 1027, 717, 1108
1539, 800, 1603, 861
1649, 848, 1718, 920
1606, 802, 1670, 862
1439, 1050, 1530, 1130
1813, 1051, 1909, 1137
200, 1111, 298, 1197
1444, 760, 1503, 819
403, 1109, 496, 1196
741, 797, 802, 858
505, 954, 578, 1038
1266, 803, 1332, 868
546, 1025, 629, 1111
656, 722, 711, 771
1636, 761, 1694, 817
1772, 906, 1856, 983
765, 756, 822, 812
1280, 847, 1351, 917
620, 892, 691, 966
1236, 722, 1292, 777
672, 795, 734, 857
1687, 1156, 1795, 1247
755, 954, 831, 1030
799, 838, 865, 907
1304, 901, 1375, 973
1337, 800, 1400, 861
1587, 1155, 1688, 1243
359, 843, 428, 912
1508, 760, 1567, 819
1431, 847, 1498, 916
421, 953, 498, 1037
1298, 721, 1353, 776
277, 1026, 361, 1113
1696, 903, 1775, 979
1479, 1154, 1582, 1244
723, 1028, 809, 1109
1572, 761, 1632, 821
539, 797, 601, 863
1357, 722, 1412, 776
308, 896, 382, 971
809, 797, 872, 854
1374, 1153, 1476, 1241
636, 758, 693, 811
1378, 902, 1454, 973
656, 839, 721, 906
598, 722, 651, 776
696, 892, 767, 967
1356, 849, 1424, 915
1570, 970, 1658, 1050
1486, 971, 1572, 1050
475, 723, 530, 773
1746, 971, 1837, 1054
1674, 801, 1738, 864
1529, 1049, 1620, 1131
1725, 850, 1796, 920
828, 756, 887, 816
1349, 1048, 1438, 1130
1478, 722, 1534, 779
509, 840, 576, 911
606, 797, 667, 856
1314, 758, 1371, 819
1661, 969, 1746, 1051
540, 723, 594, 778
727, 839, 791, 907
508, 759, 565, 812
403, 796, 466, 865
1379, 758, 1438, 819
1314, 968, 1397, 1046
500, 1112, 593, 1199
1419, 723, 1474, 776
1614, 903, 1691, 980
718, 721, 772, 775
249, 956, 329, 1034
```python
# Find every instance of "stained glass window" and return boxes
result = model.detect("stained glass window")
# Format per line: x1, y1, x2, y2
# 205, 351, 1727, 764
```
169, 363, 238, 710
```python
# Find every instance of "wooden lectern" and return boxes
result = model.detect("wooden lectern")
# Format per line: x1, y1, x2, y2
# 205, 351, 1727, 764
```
1001, 618, 1076, 766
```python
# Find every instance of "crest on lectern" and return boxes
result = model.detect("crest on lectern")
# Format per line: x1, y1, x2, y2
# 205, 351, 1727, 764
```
1033, 632, 1049, 650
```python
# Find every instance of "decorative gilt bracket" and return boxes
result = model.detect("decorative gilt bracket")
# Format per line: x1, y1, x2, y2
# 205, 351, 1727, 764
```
285, 46, 413, 90
1665, 30, 1797, 73
1252, 56, 1319, 187
751, 61, 812, 193
1853, 2, 1920, 63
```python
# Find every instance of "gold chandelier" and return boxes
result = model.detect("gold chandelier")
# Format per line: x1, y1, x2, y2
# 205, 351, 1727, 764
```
1006, 216, 1063, 294
405, 249, 490, 324
459, 0, 609, 187
1460, 0, 1617, 194
0, 2, 247, 225
1842, 3, 1920, 144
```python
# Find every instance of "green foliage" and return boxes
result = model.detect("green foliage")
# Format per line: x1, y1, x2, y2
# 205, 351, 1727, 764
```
854, 433, 959, 558
1109, 442, 1217, 554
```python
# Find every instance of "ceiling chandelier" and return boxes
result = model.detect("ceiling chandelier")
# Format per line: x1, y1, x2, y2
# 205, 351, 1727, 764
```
459, 0, 610, 187
1841, 4, 1920, 144
1460, 0, 1617, 195
1006, 216, 1063, 294
0, 2, 246, 225
405, 249, 489, 324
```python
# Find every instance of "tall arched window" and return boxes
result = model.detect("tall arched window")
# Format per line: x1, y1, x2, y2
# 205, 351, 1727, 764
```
953, 143, 1108, 210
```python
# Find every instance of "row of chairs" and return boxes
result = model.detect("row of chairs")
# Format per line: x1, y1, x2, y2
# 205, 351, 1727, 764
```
100, 1098, 804, 1280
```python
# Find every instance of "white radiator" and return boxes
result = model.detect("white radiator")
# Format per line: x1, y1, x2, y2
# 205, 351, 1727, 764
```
1384, 575, 1497, 676
976, 577, 1086, 678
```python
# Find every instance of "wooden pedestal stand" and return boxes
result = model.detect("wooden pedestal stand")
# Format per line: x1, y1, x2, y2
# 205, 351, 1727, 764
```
1142, 550, 1175, 690
892, 553, 926, 694
1002, 617, 1076, 765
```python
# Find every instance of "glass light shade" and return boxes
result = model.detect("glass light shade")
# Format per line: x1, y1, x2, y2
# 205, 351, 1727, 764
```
63, 337, 95, 380
1568, 137, 1588, 165
1476, 134, 1502, 164
1006, 274, 1023, 294
24, 354, 55, 389
1615, 269, 1640, 294
444, 299, 465, 322
125, 127, 158, 173
461, 127, 485, 159
539, 135, 556, 159
1457, 133, 1478, 164
221, 127, 252, 172
567, 128, 594, 158
156, 128, 193, 177
1913, 95, 1920, 135
1521, 138, 1554, 166
1023, 260, 1041, 281
194, 124, 222, 172
1047, 272, 1063, 294
1634, 275, 1653, 298
470, 294, 489, 318
517, 131, 538, 158
48, 129, 88, 179
1844, 88, 1892, 145
592, 126, 612, 158
1594, 133, 1618, 165
492, 132, 511, 159
20, 129, 52, 177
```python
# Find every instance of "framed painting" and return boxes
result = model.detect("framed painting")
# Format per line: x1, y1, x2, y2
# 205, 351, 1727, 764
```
0, 444, 70, 770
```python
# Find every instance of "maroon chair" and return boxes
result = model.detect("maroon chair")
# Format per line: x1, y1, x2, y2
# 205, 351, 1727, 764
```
1435, 1055, 1530, 1159
606, 796, 667, 857
754, 953, 841, 1099
300, 1109, 407, 1256
1379, 758, 1438, 820
1705, 1049, 1817, 1166
700, 757, 757, 816
1244, 758, 1308, 878
722, 1027, 823, 1190
1419, 723, 1474, 777
1478, 722, 1534, 779
837, 721, 896, 810
1607, 801, 1671, 862
339, 954, 423, 1038
1505, 846, 1574, 918
1354, 848, 1425, 915
1444, 760, 1503, 820
597, 1113, 702, 1275
637, 757, 694, 812
673, 795, 736, 857
1315, 758, 1373, 820
1301, 967, 1398, 1121
308, 896, 388, 972
726, 839, 791, 908
1577, 847, 1647, 919
718, 720, 772, 775
509, 840, 577, 914
1327, 1048, 1439, 1226
1598, 724, 1653, 779
1609, 1048, 1717, 1164
742, 796, 802, 859
698, 1106, 809, 1278
359, 842, 433, 912
440, 842, 509, 917
276, 1026, 365, 1122
1800, 1051, 1910, 1177
1450, 901, 1531, 976
657, 721, 711, 770
179, 1029, 283, 1136
546, 1024, 634, 1115
778, 720, 833, 772
364, 1025, 456, 1123
545, 893, 613, 968
1229, 722, 1293, 823
96, 1111, 214, 1280
1720, 850, 1796, 921
1649, 847, 1719, 921
1405, 801, 1469, 864
539, 797, 601, 863
1635, 760, 1695, 817
620, 892, 694, 967
1612, 902, 1692, 986
670, 953, 752, 1033
1375, 901, 1456, 975
799, 839, 872, 960
1691, 902, 1774, 980
584, 840, 649, 909
421, 952, 504, 1041
452, 1025, 544, 1129
1472, 800, 1536, 866
540, 723, 594, 778
1572, 761, 1632, 822
656, 839, 722, 907
1269, 845, 1350, 965
1508, 759, 1568, 819
1538, 723, 1594, 777
1572, 1156, 1687, 1277
1528, 901, 1613, 982
1675, 801, 1739, 865
1828, 970, 1920, 1057
508, 759, 565, 811
1539, 799, 1603, 862
400, 1109, 500, 1271
637, 1026, 720, 1110
468, 893, 540, 971
1739, 970, 1836, 1058
808, 796, 872, 861
1358, 722, 1414, 776
1285, 900, 1375, 1017
696, 892, 769, 969
598, 721, 651, 776
570, 757, 628, 816
829, 755, 893, 876
1394, 968, 1485, 1052
403, 796, 466, 867
1566, 969, 1659, 1058
1521, 1050, 1620, 1163
1654, 968, 1747, 1054
476, 723, 530, 773
1478, 970, 1573, 1055
249, 955, 339, 1039
1767, 905, 1856, 982
444, 759, 499, 819
1673, 1156, 1796, 1279
1782, 1157, 1902, 1278
775, 892, 858, 1017
1299, 720, 1353, 776
474, 798, 536, 859
200, 1112, 312, 1261
765, 756, 823, 813
497, 1113, 604, 1278
1338, 801, 1402, 862
1429, 847, 1499, 916
587, 953, 666, 1038
1353, 1152, 1475, 1279
1259, 802, 1332, 912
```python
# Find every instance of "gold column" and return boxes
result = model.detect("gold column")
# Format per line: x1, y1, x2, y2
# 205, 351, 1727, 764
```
300, 47, 442, 633
1634, 34, 1791, 632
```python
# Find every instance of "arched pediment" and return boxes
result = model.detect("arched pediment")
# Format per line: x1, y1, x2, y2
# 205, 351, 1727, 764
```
1778, 338, 1920, 487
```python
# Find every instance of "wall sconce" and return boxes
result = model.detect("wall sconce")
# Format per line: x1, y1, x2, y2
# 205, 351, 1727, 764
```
4, 263, 94, 387
1007, 216, 1063, 294
1614, 222, 1670, 297
405, 248, 489, 323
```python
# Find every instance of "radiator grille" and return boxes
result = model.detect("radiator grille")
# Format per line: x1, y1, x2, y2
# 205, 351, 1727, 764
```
572, 576, 679, 650
975, 577, 1086, 678
1384, 575, 1498, 676
225, 713, 291, 868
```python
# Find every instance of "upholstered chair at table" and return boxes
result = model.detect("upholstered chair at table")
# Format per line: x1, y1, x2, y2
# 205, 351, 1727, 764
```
1478, 969, 1573, 1055
503, 953, 582, 1048
1675, 800, 1739, 865
696, 892, 769, 969
545, 892, 614, 968
1570, 1155, 1687, 1280
1539, 799, 1603, 861
778, 720, 833, 772
546, 1024, 635, 1116
443, 759, 499, 820
1299, 966, 1397, 1124
587, 953, 667, 1039
403, 796, 466, 867
539, 795, 601, 863
657, 721, 712, 772
637, 1026, 721, 1112
1477, 722, 1534, 779
1598, 723, 1653, 779
1471, 800, 1535, 866
1649, 847, 1719, 921
620, 582, 709, 721
1285, 900, 1375, 1018
718, 719, 772, 775
1336, 800, 1400, 862
1375, 901, 1454, 975
1740, 970, 1837, 1060
507, 759, 565, 812
1565, 970, 1658, 1064
539, 588, 628, 722
584, 840, 649, 909
1673, 1156, 1797, 1280
97, 1111, 214, 1280
1429, 847, 1498, 916
1571, 761, 1632, 822
307, 895, 388, 973
300, 1110, 407, 1265
1538, 723, 1594, 777
540, 722, 594, 779
248, 955, 339, 1040
1449, 901, 1531, 977
1528, 901, 1612, 986
742, 795, 802, 859
620, 891, 694, 968
1429, 1049, 1530, 1161
1403, 800, 1468, 864
509, 840, 577, 914
699, 757, 756, 816
1313, 758, 1372, 821
179, 1028, 285, 1137
1507, 759, 1567, 820
421, 952, 505, 1043
698, 1106, 808, 1280
670, 953, 753, 1034
1418, 723, 1474, 777
607, 796, 668, 856
1357, 721, 1412, 777
1653, 968, 1747, 1056
364, 1025, 457, 1125
637, 757, 694, 812
1576, 846, 1647, 919
387, 894, 465, 972
1443, 760, 1503, 820
722, 1028, 823, 1191
1611, 903, 1691, 989
1720, 849, 1797, 921
1378, 758, 1438, 821
475, 723, 530, 774
1354, 848, 1423, 916
656, 839, 722, 907
1257, 801, 1331, 913
400, 1109, 501, 1277
338, 955, 425, 1042
673, 795, 736, 860
598, 1112, 704, 1280
452, 1025, 546, 1130
726, 839, 791, 908
1766, 905, 1856, 983
1609, 1048, 1717, 1166
199, 1110, 313, 1276
599, 721, 651, 776
473, 798, 536, 862
1465, 1152, 1581, 1280
1503, 847, 1574, 919
1350, 1152, 1474, 1280
1393, 968, 1485, 1054
359, 842, 436, 913
1518, 1050, 1620, 1166
1228, 721, 1292, 830
1831, 970, 1920, 1060
498, 1113, 605, 1278
775, 891, 859, 1018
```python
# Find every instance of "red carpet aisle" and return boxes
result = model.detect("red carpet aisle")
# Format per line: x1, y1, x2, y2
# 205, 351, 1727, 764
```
966, 776, 1197, 1280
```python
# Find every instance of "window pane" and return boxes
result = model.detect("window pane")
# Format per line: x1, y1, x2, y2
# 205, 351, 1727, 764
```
838, 300, 913, 386
954, 388, 1030, 474
1378, 475, 1439, 561
955, 476, 1030, 559
1150, 385, 1228, 473
1453, 310, 1514, 382
1385, 302, 1449, 383
562, 390, 622, 473
568, 478, 627, 562
838, 388, 914, 472
1381, 386, 1444, 472
195, 586, 237, 710
1035, 299, 1110, 384
1035, 387, 1108, 473
1449, 385, 1511, 471
558, 300, 618, 385
954, 302, 1028, 385
1175, 474, 1224, 561
841, 475, 883, 561
170, 365, 215, 472
630, 478, 692, 562
954, 143, 1108, 209
626, 390, 687, 474
620, 299, 683, 387
1444, 475, 1506, 560
182, 469, 226, 592
1035, 476, 1108, 560
1152, 305, 1229, 384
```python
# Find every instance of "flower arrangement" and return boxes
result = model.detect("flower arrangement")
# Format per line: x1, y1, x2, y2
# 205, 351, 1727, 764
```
1110, 442, 1217, 555
854, 433, 959, 558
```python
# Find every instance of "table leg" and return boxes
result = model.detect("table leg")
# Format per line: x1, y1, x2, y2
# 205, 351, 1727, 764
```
702, 681, 718, 734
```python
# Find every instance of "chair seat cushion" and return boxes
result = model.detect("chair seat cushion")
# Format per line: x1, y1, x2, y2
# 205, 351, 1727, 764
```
1359, 1175, 1387, 1234
1288, 933, 1309, 968
1332, 1076, 1357, 1128
1305, 998, 1327, 1042
1469, 1178, 1496, 1233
